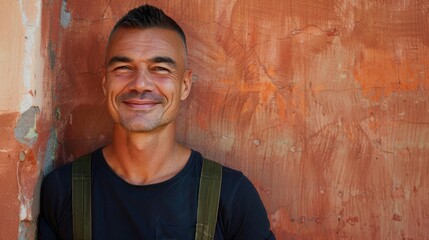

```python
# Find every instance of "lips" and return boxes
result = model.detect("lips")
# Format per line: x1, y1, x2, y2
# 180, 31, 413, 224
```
117, 91, 165, 111
123, 99, 161, 110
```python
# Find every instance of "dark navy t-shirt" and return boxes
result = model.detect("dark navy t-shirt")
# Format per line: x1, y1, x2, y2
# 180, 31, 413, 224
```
38, 148, 275, 239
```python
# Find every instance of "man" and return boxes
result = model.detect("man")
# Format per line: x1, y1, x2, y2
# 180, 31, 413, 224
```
38, 4, 275, 240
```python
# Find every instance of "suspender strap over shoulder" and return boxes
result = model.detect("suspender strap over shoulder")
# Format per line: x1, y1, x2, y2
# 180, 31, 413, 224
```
195, 158, 223, 240
72, 154, 92, 240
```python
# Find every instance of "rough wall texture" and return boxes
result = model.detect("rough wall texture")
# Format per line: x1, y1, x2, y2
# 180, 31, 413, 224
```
37, 0, 429, 239
0, 0, 48, 239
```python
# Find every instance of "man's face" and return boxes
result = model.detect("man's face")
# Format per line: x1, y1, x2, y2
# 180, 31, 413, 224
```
103, 27, 192, 132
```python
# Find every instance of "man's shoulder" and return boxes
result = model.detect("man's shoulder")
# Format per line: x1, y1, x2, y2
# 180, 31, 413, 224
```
41, 149, 100, 191
219, 164, 257, 199
220, 163, 245, 178
42, 160, 73, 190
193, 151, 252, 197
192, 150, 245, 181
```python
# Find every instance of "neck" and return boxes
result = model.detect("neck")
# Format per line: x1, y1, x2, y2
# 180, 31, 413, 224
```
102, 123, 191, 185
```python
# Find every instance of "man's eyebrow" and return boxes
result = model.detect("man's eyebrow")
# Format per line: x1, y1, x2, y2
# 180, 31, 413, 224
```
150, 56, 177, 68
106, 56, 133, 67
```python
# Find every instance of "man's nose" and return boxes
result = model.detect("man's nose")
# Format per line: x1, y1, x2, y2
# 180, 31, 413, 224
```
129, 68, 155, 91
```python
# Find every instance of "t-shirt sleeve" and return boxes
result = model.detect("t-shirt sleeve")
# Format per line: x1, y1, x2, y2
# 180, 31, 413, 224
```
221, 172, 276, 240
37, 164, 73, 240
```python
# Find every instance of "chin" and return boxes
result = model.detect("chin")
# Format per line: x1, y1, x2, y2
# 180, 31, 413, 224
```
119, 119, 166, 133
122, 123, 156, 132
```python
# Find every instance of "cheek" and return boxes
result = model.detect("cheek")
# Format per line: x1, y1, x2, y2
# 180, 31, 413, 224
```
156, 77, 180, 95
104, 81, 123, 112
105, 78, 126, 98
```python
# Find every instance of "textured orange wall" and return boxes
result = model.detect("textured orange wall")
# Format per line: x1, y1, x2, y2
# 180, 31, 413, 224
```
41, 0, 429, 239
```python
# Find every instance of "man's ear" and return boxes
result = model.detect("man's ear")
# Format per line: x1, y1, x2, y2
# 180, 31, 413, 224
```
180, 69, 192, 100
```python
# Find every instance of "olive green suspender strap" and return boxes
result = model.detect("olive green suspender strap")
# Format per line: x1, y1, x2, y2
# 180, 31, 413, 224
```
72, 155, 92, 240
72, 155, 223, 240
195, 158, 223, 240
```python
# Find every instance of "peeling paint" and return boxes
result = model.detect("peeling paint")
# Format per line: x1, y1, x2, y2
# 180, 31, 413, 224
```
2, 0, 43, 238
19, 199, 32, 221
60, 0, 71, 29
43, 128, 58, 174
18, 221, 36, 240
25, 127, 38, 140
17, 149, 38, 221
14, 106, 40, 146
18, 0, 42, 113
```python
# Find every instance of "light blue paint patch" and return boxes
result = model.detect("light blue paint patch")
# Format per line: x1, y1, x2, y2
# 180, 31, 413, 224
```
14, 106, 40, 147
25, 127, 38, 140
60, 0, 71, 29
43, 128, 58, 175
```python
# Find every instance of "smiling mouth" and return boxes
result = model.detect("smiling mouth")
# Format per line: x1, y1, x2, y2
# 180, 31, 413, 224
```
122, 100, 162, 110
117, 91, 165, 111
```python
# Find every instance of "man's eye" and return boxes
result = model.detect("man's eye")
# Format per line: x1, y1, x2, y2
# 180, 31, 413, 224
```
115, 66, 131, 71
152, 66, 170, 73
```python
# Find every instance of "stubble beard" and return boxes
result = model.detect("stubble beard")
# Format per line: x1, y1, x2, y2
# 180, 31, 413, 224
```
118, 111, 166, 133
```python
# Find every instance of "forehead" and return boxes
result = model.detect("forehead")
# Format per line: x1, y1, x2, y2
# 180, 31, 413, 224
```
106, 27, 186, 63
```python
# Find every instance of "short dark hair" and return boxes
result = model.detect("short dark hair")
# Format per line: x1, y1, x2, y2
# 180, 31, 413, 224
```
110, 4, 186, 48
